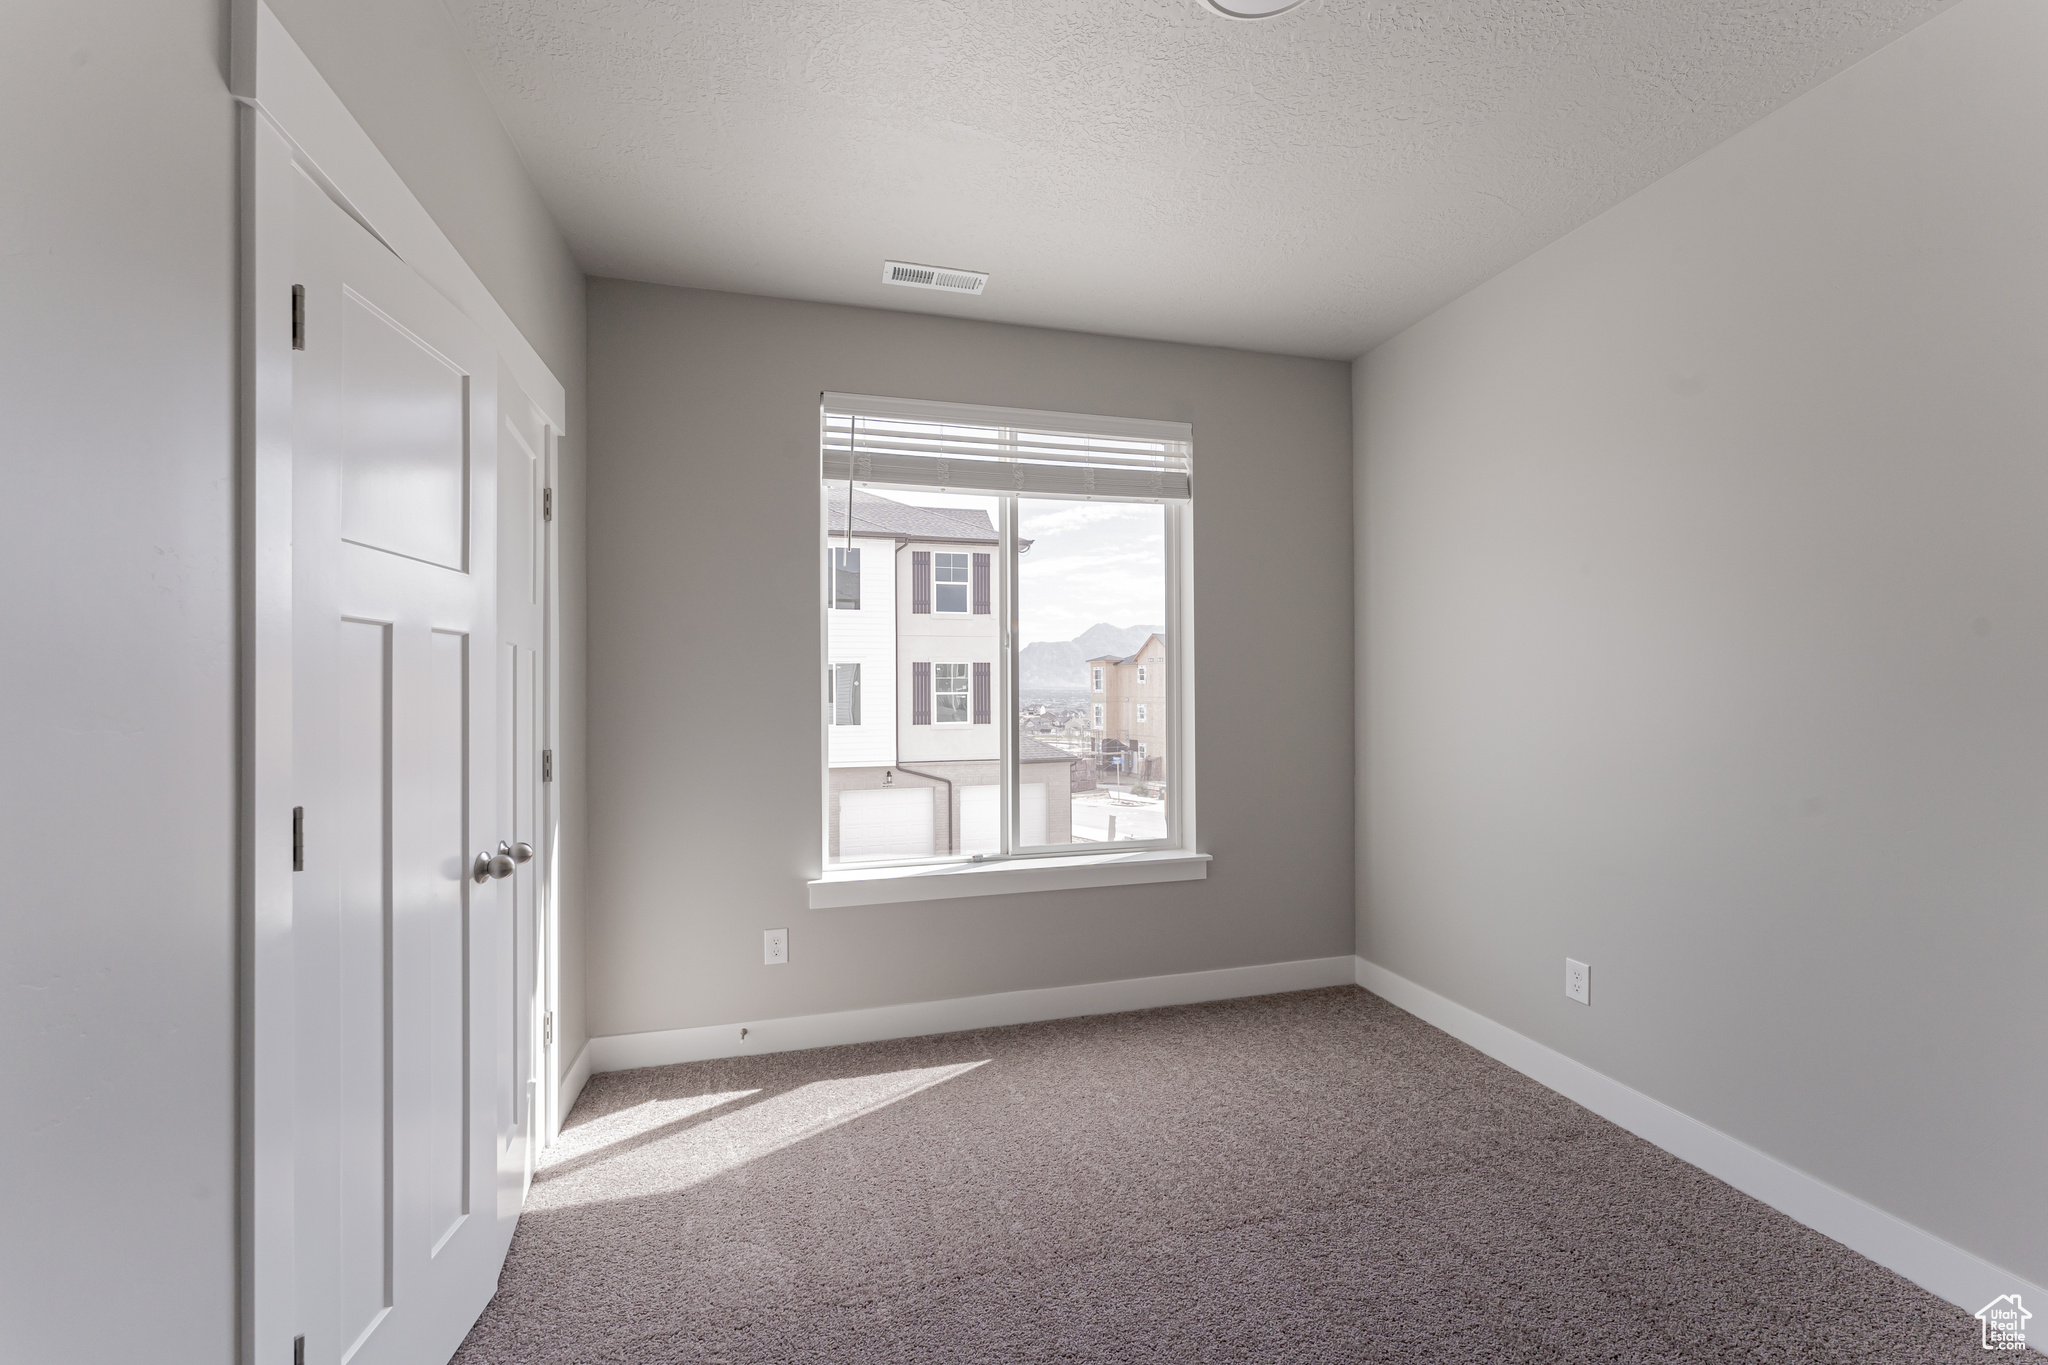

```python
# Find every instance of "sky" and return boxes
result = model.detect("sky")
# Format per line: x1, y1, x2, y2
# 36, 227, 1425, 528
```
871, 489, 1165, 647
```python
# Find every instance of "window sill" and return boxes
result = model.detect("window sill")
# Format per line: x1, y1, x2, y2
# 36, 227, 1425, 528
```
809, 848, 1210, 909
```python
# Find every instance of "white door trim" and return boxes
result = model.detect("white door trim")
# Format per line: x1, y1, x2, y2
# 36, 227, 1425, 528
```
233, 7, 567, 1364
231, 2, 564, 430
540, 424, 565, 1145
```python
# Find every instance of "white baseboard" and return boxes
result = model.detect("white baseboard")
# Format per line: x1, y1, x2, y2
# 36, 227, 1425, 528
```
556, 1040, 593, 1137
1353, 956, 2046, 1352
585, 955, 1357, 1076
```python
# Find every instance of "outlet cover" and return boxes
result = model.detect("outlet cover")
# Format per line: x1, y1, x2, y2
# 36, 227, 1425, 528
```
1564, 957, 1590, 1005
763, 928, 788, 965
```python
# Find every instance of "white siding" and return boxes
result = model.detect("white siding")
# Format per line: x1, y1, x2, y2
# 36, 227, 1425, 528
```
826, 534, 896, 767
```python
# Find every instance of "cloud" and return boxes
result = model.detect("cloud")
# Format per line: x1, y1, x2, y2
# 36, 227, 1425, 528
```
1019, 503, 1158, 538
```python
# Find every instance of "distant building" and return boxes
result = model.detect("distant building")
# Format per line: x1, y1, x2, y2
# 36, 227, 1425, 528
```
1088, 632, 1167, 784
825, 490, 1072, 859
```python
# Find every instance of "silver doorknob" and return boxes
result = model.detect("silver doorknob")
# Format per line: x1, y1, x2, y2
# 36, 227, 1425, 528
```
473, 848, 516, 883
471, 841, 534, 884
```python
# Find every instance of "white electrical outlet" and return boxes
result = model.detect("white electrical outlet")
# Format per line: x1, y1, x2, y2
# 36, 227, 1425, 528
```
763, 928, 788, 965
1565, 957, 1590, 1005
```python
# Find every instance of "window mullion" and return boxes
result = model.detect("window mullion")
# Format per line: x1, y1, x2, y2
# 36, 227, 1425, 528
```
999, 492, 1018, 855
1165, 501, 1183, 849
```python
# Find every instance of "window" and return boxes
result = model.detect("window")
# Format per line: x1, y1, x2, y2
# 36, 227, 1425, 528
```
828, 663, 861, 725
822, 394, 1191, 868
829, 547, 860, 609
933, 662, 970, 724
933, 552, 969, 612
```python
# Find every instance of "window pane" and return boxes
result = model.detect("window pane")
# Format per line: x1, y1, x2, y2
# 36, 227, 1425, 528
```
826, 486, 1001, 864
831, 547, 861, 610
830, 662, 860, 726
1017, 498, 1168, 846
935, 662, 969, 724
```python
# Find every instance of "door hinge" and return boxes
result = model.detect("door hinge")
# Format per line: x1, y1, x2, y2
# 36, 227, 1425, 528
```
292, 806, 305, 871
543, 487, 553, 522
542, 749, 553, 783
291, 284, 305, 351
543, 1011, 554, 1048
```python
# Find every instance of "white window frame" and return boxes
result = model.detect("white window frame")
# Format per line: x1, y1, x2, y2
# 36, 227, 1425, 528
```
932, 661, 971, 725
813, 395, 1202, 906
932, 551, 971, 613
1136, 703, 1147, 723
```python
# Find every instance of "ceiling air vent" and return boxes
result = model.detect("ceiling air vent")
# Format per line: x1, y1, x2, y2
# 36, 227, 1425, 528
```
882, 260, 988, 295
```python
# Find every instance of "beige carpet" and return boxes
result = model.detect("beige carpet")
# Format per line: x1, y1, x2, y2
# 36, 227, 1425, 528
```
454, 987, 1982, 1362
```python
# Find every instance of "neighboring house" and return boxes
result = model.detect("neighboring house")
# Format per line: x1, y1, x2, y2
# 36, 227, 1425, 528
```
1088, 632, 1168, 784
826, 490, 1071, 859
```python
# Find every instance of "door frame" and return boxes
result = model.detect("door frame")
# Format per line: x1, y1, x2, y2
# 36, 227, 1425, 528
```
234, 7, 567, 1364
541, 423, 564, 1144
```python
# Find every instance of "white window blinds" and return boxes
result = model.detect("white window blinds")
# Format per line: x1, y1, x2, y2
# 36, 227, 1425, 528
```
822, 393, 1192, 502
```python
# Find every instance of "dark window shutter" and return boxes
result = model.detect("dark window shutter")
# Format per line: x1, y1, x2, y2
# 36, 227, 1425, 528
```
911, 551, 931, 614
972, 553, 990, 614
912, 661, 931, 725
972, 661, 990, 724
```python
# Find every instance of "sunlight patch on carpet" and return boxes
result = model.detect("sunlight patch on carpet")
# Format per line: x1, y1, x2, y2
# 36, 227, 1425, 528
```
542, 1061, 989, 1205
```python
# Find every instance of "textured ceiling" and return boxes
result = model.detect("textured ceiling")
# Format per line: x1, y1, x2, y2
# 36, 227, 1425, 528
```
444, 0, 1953, 359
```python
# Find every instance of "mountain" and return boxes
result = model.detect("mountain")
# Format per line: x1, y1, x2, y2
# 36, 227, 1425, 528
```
1072, 622, 1157, 660
1018, 623, 1158, 691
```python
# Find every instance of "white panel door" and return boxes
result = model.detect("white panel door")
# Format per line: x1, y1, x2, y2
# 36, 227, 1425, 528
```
839, 786, 936, 860
496, 378, 548, 1204
291, 167, 515, 1365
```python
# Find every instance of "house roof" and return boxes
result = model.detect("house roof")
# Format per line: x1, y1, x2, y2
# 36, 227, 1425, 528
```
1020, 737, 1077, 764
827, 489, 994, 544
1090, 634, 1166, 667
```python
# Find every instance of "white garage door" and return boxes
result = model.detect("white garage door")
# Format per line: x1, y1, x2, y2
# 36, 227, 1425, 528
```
838, 785, 935, 861
960, 784, 1047, 854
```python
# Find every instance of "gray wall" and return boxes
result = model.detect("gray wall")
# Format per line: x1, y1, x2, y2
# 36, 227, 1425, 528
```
587, 283, 1353, 1039
269, 0, 594, 1084
3, 3, 237, 1358
1355, 0, 2046, 1292
1, 2, 584, 1358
